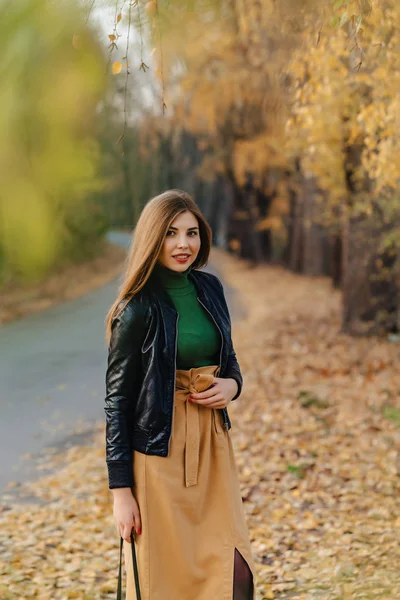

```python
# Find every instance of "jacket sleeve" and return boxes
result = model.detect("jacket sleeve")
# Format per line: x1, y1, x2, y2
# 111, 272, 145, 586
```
104, 300, 146, 489
214, 276, 243, 402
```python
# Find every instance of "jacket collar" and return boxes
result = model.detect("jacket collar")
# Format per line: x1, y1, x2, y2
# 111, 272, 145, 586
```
145, 267, 224, 361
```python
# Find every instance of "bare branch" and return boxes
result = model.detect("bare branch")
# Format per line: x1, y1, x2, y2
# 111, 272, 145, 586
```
85, 0, 96, 25
106, 0, 123, 75
117, 0, 133, 147
155, 0, 167, 114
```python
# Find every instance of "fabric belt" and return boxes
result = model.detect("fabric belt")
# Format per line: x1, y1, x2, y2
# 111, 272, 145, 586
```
175, 372, 216, 487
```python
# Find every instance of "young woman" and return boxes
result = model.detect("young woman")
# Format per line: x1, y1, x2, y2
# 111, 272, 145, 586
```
104, 190, 256, 600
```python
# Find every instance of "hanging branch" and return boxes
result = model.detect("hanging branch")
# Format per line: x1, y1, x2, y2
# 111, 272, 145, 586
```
137, 2, 149, 72
155, 0, 167, 115
72, 0, 97, 49
116, 0, 133, 147
106, 0, 124, 75
85, 0, 96, 25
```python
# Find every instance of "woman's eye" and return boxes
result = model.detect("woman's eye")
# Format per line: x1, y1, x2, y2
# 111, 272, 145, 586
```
167, 231, 197, 236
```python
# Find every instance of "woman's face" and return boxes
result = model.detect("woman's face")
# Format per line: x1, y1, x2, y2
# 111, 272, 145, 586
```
158, 210, 201, 272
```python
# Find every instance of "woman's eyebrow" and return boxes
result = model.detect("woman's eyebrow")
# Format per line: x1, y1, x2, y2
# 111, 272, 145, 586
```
169, 226, 199, 231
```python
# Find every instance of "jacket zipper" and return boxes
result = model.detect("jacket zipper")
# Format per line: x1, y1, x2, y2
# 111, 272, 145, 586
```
167, 312, 179, 455
197, 296, 230, 431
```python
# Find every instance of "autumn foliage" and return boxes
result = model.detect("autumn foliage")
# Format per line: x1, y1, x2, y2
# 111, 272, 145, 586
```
106, 0, 400, 335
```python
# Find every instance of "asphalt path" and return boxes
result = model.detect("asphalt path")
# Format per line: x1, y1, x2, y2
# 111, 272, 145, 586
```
0, 231, 244, 497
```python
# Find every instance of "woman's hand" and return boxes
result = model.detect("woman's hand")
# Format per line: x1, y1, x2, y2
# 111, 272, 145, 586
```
188, 377, 238, 408
112, 488, 142, 543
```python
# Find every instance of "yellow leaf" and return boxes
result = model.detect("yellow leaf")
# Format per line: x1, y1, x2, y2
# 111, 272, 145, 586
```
109, 34, 116, 41
112, 61, 122, 74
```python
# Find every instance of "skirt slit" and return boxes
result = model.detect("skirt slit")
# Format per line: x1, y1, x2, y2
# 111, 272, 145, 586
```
232, 548, 255, 600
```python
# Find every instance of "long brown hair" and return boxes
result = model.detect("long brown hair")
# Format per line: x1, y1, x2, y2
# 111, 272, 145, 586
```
104, 189, 212, 346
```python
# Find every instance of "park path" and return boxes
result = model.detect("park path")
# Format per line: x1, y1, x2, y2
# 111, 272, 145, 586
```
0, 231, 242, 495
3, 245, 400, 598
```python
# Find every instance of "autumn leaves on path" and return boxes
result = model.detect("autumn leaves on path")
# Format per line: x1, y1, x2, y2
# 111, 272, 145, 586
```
217, 248, 400, 600
2, 249, 400, 599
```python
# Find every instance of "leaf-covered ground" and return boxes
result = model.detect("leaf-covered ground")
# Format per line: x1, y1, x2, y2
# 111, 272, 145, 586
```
214, 249, 400, 600
1, 249, 400, 599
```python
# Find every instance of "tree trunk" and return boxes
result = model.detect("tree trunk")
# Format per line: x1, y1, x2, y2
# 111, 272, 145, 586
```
342, 213, 399, 335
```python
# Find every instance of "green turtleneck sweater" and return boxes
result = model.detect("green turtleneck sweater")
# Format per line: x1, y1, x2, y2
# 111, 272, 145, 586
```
152, 262, 221, 369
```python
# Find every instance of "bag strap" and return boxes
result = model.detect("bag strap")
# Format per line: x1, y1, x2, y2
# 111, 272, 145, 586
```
117, 532, 141, 600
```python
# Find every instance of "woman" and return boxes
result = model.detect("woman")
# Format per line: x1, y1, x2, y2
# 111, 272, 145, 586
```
104, 190, 256, 600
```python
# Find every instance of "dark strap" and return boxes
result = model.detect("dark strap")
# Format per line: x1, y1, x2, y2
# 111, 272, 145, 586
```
117, 532, 141, 600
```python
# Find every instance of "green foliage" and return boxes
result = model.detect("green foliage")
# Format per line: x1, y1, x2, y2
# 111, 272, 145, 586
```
94, 98, 156, 230
0, 0, 107, 284
287, 464, 306, 478
382, 404, 400, 426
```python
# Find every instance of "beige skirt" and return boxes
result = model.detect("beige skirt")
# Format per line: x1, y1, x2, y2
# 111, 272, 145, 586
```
123, 364, 256, 600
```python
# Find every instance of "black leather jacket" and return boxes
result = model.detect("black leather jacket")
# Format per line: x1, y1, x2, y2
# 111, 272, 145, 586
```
104, 268, 243, 489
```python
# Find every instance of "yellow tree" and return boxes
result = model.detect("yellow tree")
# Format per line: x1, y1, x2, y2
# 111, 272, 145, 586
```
141, 0, 400, 332
287, 1, 400, 333
106, 0, 400, 332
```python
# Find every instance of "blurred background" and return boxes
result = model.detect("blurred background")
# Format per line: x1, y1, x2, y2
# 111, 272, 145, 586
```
2, 0, 400, 336
2, 1, 400, 598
